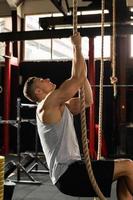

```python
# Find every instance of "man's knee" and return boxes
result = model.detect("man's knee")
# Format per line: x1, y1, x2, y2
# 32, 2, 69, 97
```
123, 159, 133, 175
113, 159, 133, 180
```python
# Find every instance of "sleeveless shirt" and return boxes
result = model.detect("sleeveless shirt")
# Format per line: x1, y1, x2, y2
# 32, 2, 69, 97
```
36, 105, 81, 184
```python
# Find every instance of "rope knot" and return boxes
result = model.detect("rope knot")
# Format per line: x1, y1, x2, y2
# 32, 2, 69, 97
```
110, 76, 118, 84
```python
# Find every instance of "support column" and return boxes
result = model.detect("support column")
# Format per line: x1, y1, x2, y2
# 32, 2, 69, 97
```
117, 35, 128, 124
88, 37, 96, 159
3, 42, 11, 154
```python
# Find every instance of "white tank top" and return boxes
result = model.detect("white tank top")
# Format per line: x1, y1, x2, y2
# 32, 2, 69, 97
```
36, 105, 81, 184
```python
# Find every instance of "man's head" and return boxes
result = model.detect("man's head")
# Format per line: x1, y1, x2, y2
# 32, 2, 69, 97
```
23, 76, 56, 103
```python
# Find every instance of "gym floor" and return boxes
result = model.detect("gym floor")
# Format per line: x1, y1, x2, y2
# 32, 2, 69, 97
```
4, 154, 117, 200
12, 175, 117, 200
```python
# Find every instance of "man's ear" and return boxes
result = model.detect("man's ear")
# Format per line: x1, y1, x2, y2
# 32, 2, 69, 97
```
35, 88, 41, 96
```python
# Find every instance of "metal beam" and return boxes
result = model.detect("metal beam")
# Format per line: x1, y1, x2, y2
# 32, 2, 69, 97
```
0, 25, 133, 42
64, 0, 70, 12
39, 14, 111, 29
50, 0, 68, 16
6, 0, 24, 8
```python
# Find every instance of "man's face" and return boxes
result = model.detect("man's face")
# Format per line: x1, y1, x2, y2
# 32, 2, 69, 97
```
34, 77, 56, 94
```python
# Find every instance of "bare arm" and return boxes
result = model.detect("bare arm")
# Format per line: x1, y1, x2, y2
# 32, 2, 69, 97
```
47, 32, 87, 106
65, 79, 93, 115
84, 78, 93, 107
71, 33, 87, 80
39, 34, 92, 123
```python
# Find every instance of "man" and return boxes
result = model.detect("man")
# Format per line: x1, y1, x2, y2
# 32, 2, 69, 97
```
23, 32, 133, 199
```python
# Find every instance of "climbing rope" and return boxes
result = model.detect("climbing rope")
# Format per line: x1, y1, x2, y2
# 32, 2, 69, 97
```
94, 1, 105, 200
97, 0, 105, 161
110, 0, 118, 97
73, 0, 106, 199
0, 156, 5, 200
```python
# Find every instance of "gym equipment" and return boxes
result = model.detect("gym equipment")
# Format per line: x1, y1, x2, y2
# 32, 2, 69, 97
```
11, 98, 41, 184
0, 97, 49, 184
20, 101, 49, 174
4, 154, 35, 180
4, 180, 16, 200
4, 161, 16, 179
26, 127, 49, 174
20, 153, 34, 169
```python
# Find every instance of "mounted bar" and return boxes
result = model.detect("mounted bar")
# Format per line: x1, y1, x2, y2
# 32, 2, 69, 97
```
50, 0, 68, 16
39, 14, 111, 29
0, 25, 133, 42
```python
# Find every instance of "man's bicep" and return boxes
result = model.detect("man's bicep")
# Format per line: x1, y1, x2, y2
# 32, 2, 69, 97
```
53, 78, 80, 105
66, 97, 81, 115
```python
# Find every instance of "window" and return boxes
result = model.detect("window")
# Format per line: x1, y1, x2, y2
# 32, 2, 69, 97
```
52, 38, 72, 59
0, 17, 12, 61
25, 40, 51, 60
24, 15, 111, 61
131, 35, 133, 57
0, 17, 12, 32
95, 36, 111, 58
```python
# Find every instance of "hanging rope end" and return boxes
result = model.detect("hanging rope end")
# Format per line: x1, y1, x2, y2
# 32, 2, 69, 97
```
110, 76, 118, 97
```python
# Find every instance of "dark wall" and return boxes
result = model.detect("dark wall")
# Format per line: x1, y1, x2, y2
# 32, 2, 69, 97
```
126, 67, 133, 122
20, 60, 71, 102
95, 61, 116, 156
0, 67, 3, 149
117, 65, 133, 158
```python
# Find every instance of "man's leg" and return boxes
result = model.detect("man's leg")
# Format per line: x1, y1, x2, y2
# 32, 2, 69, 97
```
113, 159, 133, 200
117, 177, 132, 200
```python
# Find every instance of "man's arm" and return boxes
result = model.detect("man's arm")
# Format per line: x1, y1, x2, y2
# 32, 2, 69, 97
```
68, 41, 93, 110
48, 32, 87, 106
71, 33, 87, 81
65, 79, 93, 115
84, 78, 93, 107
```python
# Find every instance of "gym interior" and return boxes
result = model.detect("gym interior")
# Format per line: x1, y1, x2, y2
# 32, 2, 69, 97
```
0, 0, 133, 199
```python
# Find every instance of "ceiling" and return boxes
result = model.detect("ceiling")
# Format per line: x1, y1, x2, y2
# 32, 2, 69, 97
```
0, 0, 132, 19
0, 0, 133, 41
0, 0, 91, 16
0, 0, 132, 27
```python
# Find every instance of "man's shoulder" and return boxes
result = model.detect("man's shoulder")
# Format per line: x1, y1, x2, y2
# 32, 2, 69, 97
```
37, 99, 65, 124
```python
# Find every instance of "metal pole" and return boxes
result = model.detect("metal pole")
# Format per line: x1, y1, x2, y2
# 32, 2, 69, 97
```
3, 41, 11, 154
16, 97, 21, 181
88, 37, 96, 159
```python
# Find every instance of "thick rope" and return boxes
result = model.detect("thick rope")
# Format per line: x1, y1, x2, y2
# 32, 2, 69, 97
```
73, 0, 78, 35
94, 1, 105, 200
110, 0, 117, 97
97, 0, 105, 161
73, 1, 106, 199
0, 156, 5, 200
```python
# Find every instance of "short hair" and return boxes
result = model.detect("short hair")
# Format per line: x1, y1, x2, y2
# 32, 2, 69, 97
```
23, 77, 38, 102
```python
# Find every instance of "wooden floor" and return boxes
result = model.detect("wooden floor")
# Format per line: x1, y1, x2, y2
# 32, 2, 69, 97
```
4, 154, 117, 200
